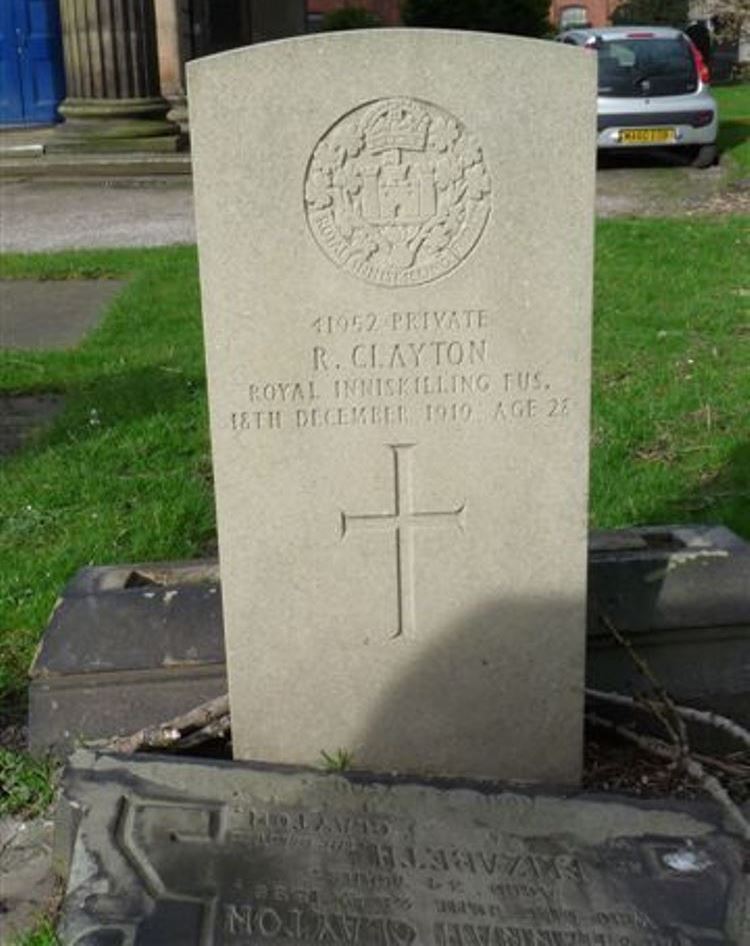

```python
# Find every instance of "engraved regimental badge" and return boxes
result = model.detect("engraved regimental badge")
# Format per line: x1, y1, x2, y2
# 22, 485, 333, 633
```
304, 98, 491, 287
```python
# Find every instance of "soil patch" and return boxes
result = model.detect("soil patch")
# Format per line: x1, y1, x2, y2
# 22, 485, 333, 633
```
0, 394, 65, 459
595, 151, 748, 217
0, 815, 57, 941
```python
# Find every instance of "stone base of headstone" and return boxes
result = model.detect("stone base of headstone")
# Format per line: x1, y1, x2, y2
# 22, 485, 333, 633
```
54, 749, 749, 945
28, 526, 750, 757
588, 524, 750, 742
28, 560, 224, 755
47, 98, 183, 153
166, 94, 190, 135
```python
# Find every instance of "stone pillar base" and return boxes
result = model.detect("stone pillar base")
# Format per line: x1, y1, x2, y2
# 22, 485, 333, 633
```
48, 98, 182, 153
166, 95, 189, 135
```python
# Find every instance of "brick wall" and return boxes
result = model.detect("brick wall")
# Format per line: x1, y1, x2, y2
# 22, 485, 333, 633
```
307, 0, 402, 26
550, 0, 623, 29
306, 0, 626, 31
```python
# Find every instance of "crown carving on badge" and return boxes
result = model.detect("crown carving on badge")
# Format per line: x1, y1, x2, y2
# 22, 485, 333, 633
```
365, 102, 429, 154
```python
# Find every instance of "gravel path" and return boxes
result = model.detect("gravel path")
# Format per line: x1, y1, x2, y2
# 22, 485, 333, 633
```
596, 151, 748, 217
0, 178, 195, 253
0, 155, 746, 254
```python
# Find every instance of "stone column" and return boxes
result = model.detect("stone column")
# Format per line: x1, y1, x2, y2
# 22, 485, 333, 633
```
49, 0, 180, 152
155, 0, 189, 132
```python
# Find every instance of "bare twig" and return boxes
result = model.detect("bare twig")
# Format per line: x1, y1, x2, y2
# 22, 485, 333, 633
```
692, 752, 750, 779
177, 714, 231, 750
600, 615, 690, 754
587, 713, 750, 841
586, 688, 750, 751
107, 694, 230, 754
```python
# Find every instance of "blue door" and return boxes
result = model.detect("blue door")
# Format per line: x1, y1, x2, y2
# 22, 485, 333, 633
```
0, 0, 65, 125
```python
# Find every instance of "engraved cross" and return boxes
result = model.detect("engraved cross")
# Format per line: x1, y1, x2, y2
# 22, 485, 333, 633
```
341, 443, 465, 639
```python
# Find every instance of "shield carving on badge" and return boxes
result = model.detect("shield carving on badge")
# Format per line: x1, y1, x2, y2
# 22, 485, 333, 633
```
304, 97, 492, 287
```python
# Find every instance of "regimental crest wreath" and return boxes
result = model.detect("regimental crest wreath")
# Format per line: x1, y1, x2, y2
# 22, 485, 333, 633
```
304, 97, 492, 287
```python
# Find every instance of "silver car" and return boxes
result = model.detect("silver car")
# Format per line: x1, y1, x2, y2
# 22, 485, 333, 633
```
558, 26, 719, 167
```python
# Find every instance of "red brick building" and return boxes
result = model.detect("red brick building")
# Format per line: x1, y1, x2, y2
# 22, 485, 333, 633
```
306, 0, 624, 31
307, 0, 402, 29
548, 0, 622, 29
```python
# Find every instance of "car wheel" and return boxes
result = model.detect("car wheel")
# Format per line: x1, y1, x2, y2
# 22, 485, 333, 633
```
689, 144, 718, 169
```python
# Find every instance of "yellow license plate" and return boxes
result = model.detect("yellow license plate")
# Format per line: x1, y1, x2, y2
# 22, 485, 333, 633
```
619, 127, 676, 144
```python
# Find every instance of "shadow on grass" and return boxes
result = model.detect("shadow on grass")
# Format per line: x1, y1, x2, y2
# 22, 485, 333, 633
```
1, 366, 212, 734
597, 148, 700, 170
717, 120, 750, 161
17, 365, 207, 455
644, 442, 750, 539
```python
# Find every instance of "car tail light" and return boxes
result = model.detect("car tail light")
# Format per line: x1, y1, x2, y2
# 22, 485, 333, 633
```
694, 110, 715, 127
689, 40, 711, 84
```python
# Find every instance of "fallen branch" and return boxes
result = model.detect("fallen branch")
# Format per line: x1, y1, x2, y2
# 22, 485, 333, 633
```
107, 694, 230, 754
586, 688, 750, 751
600, 615, 689, 754
691, 751, 750, 779
177, 714, 231, 751
587, 713, 750, 842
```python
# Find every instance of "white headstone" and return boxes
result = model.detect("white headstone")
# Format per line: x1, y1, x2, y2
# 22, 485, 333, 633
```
189, 29, 596, 783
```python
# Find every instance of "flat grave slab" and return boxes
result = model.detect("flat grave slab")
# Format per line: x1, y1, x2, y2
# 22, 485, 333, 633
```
0, 278, 125, 350
57, 750, 749, 945
29, 560, 225, 753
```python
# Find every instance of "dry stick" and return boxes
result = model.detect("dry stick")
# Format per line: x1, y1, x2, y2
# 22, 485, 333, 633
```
597, 615, 750, 835
588, 688, 750, 776
108, 694, 230, 754
601, 615, 690, 754
586, 688, 750, 751
178, 714, 232, 751
587, 713, 750, 842
691, 752, 750, 779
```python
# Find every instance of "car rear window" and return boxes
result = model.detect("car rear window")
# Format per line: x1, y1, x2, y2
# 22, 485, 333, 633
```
595, 37, 698, 97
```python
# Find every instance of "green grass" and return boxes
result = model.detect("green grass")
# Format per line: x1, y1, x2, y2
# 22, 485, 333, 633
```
8, 918, 60, 946
592, 216, 750, 532
0, 748, 58, 817
321, 747, 354, 771
0, 247, 215, 707
715, 82, 750, 173
1, 218, 748, 743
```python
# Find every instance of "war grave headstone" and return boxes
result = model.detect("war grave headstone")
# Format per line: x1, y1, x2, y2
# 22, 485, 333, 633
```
189, 28, 596, 784
51, 32, 750, 946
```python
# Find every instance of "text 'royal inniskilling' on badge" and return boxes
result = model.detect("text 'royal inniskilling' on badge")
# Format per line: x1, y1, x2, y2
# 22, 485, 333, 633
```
304, 98, 492, 287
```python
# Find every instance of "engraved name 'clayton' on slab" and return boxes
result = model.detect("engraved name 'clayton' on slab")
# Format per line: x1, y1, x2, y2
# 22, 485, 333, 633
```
189, 30, 596, 781
57, 753, 749, 946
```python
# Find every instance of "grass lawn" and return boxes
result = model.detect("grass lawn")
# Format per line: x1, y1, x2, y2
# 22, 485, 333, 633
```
0, 247, 214, 710
1, 219, 748, 722
714, 82, 750, 173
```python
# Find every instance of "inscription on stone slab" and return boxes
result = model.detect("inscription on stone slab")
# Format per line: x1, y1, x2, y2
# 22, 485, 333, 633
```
188, 31, 597, 781
57, 753, 749, 946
